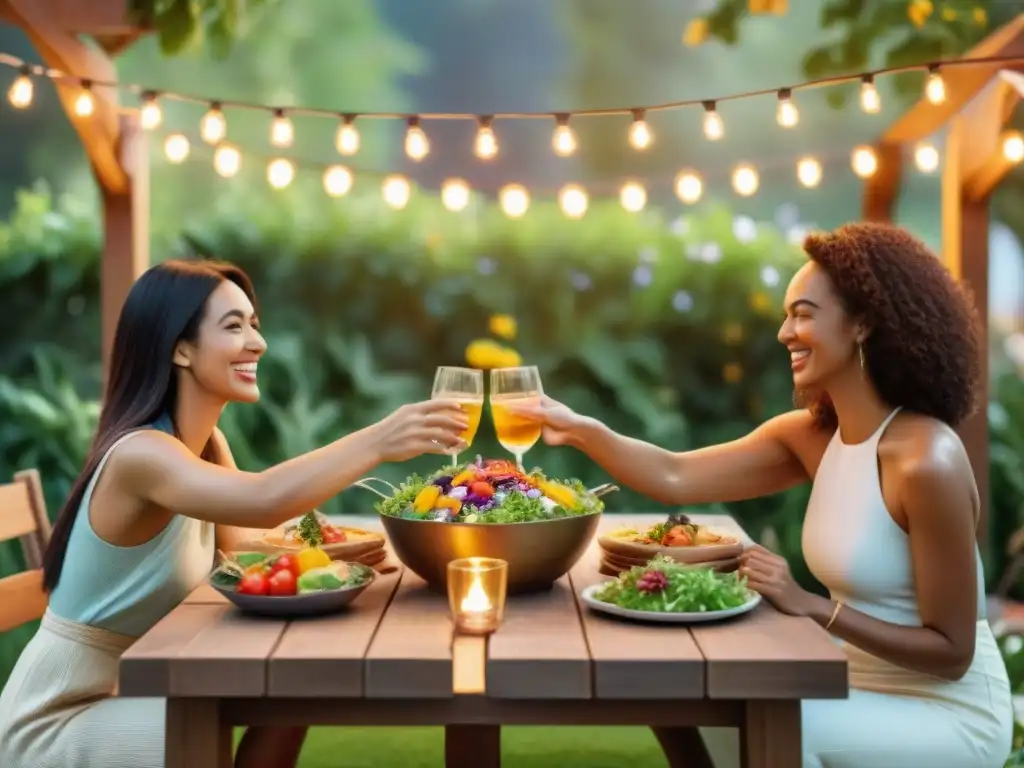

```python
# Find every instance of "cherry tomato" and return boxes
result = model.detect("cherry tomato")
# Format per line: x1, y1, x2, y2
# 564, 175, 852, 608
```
270, 554, 300, 577
237, 572, 270, 596
469, 481, 495, 498
268, 569, 297, 596
323, 527, 347, 544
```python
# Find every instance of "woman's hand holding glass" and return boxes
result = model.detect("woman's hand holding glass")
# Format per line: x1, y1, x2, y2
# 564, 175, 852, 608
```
431, 367, 484, 467
500, 394, 589, 448
369, 400, 469, 463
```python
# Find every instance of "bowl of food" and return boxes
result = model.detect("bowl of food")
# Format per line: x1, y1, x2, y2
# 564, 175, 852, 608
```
599, 513, 742, 568
233, 511, 388, 569
362, 457, 612, 593
209, 547, 376, 618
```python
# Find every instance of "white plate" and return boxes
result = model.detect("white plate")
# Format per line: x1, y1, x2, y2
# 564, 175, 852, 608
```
580, 583, 761, 624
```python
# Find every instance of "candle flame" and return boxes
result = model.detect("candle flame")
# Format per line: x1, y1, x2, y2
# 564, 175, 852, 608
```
460, 576, 492, 613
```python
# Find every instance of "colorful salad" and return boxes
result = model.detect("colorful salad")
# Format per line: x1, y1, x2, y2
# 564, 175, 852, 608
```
365, 457, 610, 524
591, 555, 754, 613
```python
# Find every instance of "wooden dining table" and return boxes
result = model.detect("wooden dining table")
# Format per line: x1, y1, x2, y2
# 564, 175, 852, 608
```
118, 512, 848, 768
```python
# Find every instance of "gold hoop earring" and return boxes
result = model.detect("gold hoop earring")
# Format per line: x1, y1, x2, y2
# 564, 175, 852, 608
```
858, 342, 866, 371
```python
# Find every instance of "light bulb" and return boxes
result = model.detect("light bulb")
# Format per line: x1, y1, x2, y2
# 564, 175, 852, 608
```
163, 133, 190, 164
474, 119, 498, 160
703, 102, 723, 140
925, 67, 946, 105
796, 157, 822, 188
73, 83, 95, 118
8, 71, 32, 109
322, 165, 353, 197
270, 110, 294, 147
776, 90, 799, 127
851, 145, 878, 178
620, 181, 646, 213
213, 144, 241, 178
552, 116, 577, 156
914, 142, 939, 173
201, 104, 227, 144
732, 164, 759, 197
404, 118, 430, 161
559, 184, 588, 219
628, 110, 652, 150
1003, 131, 1024, 163
336, 116, 360, 156
140, 93, 162, 130
860, 76, 881, 113
267, 158, 295, 189
674, 170, 703, 204
441, 178, 470, 212
499, 184, 529, 218
382, 174, 411, 209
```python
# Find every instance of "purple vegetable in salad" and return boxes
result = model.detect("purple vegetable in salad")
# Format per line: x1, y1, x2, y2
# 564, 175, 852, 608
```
448, 485, 469, 501
526, 488, 542, 499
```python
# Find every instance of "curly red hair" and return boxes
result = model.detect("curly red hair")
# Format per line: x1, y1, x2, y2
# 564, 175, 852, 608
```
801, 222, 982, 430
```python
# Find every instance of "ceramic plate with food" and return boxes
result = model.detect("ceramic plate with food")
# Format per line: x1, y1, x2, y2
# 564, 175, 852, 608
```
582, 555, 760, 624
599, 513, 742, 563
238, 511, 386, 560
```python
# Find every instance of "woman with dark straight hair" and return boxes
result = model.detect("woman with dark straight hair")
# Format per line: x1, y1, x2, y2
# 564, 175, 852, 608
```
0, 259, 467, 767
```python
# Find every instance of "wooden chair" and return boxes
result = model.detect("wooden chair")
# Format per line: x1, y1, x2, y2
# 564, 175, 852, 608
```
0, 469, 52, 633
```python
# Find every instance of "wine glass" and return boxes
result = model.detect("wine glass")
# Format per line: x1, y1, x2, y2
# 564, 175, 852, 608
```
489, 365, 543, 468
432, 366, 484, 467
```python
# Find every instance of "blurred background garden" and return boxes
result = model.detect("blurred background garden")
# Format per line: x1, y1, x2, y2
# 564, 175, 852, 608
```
4, 1, 1024, 763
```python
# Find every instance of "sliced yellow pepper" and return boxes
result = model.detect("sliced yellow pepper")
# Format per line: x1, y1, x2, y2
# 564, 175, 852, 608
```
296, 546, 332, 575
413, 485, 442, 513
538, 480, 577, 510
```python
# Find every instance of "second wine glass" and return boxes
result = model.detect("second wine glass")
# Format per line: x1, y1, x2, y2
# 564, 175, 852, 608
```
432, 366, 484, 467
489, 365, 543, 468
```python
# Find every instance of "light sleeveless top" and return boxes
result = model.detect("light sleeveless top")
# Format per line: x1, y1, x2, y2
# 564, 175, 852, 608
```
47, 414, 215, 638
803, 407, 986, 626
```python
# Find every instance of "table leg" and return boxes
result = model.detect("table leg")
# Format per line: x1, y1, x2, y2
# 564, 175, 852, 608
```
445, 725, 500, 768
650, 726, 717, 768
166, 698, 233, 768
740, 700, 801, 768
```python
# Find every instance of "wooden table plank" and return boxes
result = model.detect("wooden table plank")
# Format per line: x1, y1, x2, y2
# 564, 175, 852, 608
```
364, 570, 454, 698
267, 568, 402, 698
183, 584, 228, 605
120, 604, 222, 697
486, 575, 591, 699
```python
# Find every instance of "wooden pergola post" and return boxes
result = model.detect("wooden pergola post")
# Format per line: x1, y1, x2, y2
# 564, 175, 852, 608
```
1, 0, 151, 382
861, 14, 1024, 555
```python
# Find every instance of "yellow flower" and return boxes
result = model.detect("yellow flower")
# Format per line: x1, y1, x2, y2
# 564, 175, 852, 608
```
749, 291, 773, 314
682, 18, 708, 47
908, 0, 933, 28
941, 6, 957, 21
488, 314, 517, 340
465, 339, 522, 370
973, 7, 987, 26
723, 363, 743, 384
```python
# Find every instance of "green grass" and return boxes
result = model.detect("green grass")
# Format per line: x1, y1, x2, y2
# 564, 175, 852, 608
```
270, 726, 673, 767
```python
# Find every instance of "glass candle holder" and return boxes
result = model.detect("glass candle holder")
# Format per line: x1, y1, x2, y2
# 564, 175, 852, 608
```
447, 557, 508, 635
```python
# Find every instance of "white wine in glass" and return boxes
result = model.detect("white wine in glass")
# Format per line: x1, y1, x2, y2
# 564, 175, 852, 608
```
489, 365, 543, 468
432, 366, 484, 467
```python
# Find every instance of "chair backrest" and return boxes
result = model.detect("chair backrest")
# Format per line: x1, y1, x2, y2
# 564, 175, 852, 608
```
0, 469, 52, 633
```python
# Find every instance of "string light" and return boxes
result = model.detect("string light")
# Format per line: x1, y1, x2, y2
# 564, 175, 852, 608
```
404, 117, 430, 161
267, 158, 295, 189
323, 165, 353, 197
675, 170, 703, 204
270, 109, 294, 148
620, 181, 646, 212
163, 133, 190, 164
552, 114, 577, 156
140, 91, 162, 130
776, 89, 799, 127
628, 109, 652, 150
796, 156, 822, 187
73, 81, 95, 118
213, 143, 241, 177
732, 164, 759, 196
914, 142, 940, 173
441, 178, 471, 211
1003, 131, 1024, 163
860, 75, 881, 114
382, 174, 411, 209
851, 145, 878, 178
474, 116, 499, 160
559, 184, 588, 218
499, 184, 529, 218
925, 65, 946, 105
336, 115, 360, 156
702, 101, 724, 140
8, 66, 32, 108
201, 103, 227, 144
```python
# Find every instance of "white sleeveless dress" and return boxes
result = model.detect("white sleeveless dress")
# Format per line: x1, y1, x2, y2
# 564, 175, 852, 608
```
799, 408, 1013, 767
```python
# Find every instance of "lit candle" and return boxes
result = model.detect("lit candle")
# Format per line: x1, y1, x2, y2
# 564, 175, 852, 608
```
448, 557, 507, 636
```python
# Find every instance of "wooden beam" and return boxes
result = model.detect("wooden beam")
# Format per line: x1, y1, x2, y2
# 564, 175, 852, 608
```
4, 0, 128, 194
861, 142, 903, 221
41, 0, 149, 36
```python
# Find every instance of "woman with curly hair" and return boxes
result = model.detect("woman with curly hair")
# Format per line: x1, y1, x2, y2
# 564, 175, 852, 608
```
518, 222, 1013, 766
